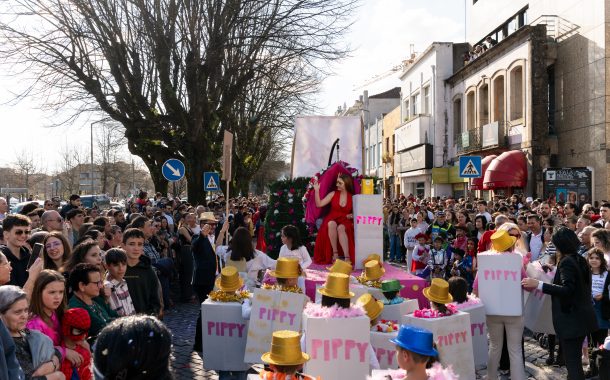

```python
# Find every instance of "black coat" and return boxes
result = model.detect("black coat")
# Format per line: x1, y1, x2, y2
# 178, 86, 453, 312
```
191, 235, 218, 287
542, 254, 598, 339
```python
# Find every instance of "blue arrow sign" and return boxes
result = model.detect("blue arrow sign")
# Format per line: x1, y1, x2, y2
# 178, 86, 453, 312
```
162, 159, 185, 181
204, 172, 220, 191
459, 156, 482, 178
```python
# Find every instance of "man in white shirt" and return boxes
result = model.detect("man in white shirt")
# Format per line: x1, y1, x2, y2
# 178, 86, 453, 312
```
476, 200, 492, 224
527, 214, 544, 260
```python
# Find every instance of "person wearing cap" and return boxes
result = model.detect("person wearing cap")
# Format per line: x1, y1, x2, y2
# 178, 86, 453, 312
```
258, 330, 316, 380
425, 211, 455, 243
388, 325, 458, 380
411, 233, 430, 275
381, 279, 405, 305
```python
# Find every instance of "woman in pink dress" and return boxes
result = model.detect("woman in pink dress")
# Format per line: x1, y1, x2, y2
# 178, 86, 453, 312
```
313, 174, 355, 264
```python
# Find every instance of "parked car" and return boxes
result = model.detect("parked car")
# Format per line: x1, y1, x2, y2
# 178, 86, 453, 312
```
80, 194, 111, 210
10, 200, 44, 214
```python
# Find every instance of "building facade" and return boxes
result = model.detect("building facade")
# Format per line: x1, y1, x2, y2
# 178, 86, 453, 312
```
381, 106, 401, 198
395, 42, 469, 198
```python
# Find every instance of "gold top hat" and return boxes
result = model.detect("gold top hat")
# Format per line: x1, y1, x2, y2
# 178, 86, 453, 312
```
363, 260, 385, 281
269, 258, 301, 279
362, 254, 381, 267
215, 266, 243, 292
491, 229, 517, 252
261, 330, 310, 366
199, 211, 218, 222
318, 273, 354, 299
327, 259, 352, 276
357, 293, 384, 321
422, 278, 453, 304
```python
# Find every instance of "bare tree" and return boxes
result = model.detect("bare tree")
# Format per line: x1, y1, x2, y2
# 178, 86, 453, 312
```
95, 121, 126, 193
13, 149, 39, 194
0, 0, 356, 204
56, 145, 88, 197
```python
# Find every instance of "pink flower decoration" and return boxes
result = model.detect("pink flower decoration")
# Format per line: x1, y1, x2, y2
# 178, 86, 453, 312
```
275, 202, 280, 207
270, 221, 276, 226
268, 233, 274, 239
278, 190, 284, 196
289, 188, 295, 194
288, 208, 294, 214
304, 303, 366, 318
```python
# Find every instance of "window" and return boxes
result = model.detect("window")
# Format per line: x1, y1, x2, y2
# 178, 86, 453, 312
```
415, 182, 425, 198
423, 86, 430, 114
365, 148, 369, 170
510, 66, 523, 120
453, 98, 462, 137
404, 99, 410, 120
466, 91, 475, 130
377, 143, 382, 167
412, 92, 420, 115
478, 83, 489, 127
493, 76, 505, 122
385, 137, 389, 153
391, 135, 395, 153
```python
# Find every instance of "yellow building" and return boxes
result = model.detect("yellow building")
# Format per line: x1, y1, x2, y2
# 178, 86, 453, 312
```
381, 106, 401, 198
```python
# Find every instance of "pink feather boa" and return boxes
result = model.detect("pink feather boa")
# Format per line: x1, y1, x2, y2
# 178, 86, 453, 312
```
413, 304, 458, 318
368, 363, 458, 380
303, 303, 365, 318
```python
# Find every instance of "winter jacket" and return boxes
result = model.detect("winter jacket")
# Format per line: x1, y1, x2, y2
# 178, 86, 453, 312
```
124, 255, 161, 316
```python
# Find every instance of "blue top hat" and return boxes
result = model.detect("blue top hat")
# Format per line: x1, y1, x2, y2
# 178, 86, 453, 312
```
390, 325, 438, 357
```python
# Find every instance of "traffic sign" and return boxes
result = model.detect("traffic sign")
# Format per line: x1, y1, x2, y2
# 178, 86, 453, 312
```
459, 156, 482, 178
162, 159, 185, 181
204, 172, 220, 191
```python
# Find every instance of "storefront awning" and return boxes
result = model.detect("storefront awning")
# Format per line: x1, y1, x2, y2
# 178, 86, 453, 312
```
483, 150, 527, 189
471, 155, 496, 190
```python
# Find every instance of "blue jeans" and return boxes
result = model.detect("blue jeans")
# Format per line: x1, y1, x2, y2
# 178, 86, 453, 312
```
389, 234, 401, 261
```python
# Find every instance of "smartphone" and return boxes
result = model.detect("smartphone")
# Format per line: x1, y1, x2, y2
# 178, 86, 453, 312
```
27, 243, 43, 269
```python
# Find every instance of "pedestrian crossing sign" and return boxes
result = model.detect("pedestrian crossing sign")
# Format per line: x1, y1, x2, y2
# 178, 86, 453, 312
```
204, 172, 220, 191
459, 156, 482, 178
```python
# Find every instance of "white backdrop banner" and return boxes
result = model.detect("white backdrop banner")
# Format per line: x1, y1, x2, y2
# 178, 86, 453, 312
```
292, 116, 363, 178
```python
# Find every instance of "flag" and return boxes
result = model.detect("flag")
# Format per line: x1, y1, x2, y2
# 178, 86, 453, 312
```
222, 131, 233, 180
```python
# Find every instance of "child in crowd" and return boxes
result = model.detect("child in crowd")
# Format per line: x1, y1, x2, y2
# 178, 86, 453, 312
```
428, 237, 447, 280
104, 248, 137, 317
466, 237, 478, 271
381, 279, 404, 305
61, 308, 92, 380
411, 233, 430, 276
449, 248, 473, 290
403, 218, 420, 271
452, 226, 468, 252
279, 225, 312, 289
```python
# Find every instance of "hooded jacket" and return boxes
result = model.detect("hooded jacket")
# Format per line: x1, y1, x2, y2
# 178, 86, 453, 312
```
124, 255, 161, 316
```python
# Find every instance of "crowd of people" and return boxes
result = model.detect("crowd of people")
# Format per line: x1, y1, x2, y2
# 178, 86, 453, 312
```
1, 188, 610, 379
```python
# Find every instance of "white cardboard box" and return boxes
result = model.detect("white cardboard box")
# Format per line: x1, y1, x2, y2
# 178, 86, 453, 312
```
402, 311, 475, 380
456, 302, 488, 368
353, 195, 383, 270
370, 331, 399, 369
201, 300, 251, 371
379, 299, 419, 325
477, 252, 523, 316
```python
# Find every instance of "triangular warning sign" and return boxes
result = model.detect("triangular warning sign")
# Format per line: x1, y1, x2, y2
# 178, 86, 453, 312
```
206, 176, 218, 189
461, 160, 480, 176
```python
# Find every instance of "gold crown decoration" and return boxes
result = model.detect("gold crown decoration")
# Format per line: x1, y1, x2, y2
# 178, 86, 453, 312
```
422, 278, 453, 305
317, 273, 355, 299
357, 293, 384, 321
215, 266, 244, 292
363, 260, 385, 281
261, 330, 310, 366
326, 259, 353, 276
269, 258, 301, 279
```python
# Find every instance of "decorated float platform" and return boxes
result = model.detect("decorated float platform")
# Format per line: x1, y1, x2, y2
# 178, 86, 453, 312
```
304, 263, 428, 307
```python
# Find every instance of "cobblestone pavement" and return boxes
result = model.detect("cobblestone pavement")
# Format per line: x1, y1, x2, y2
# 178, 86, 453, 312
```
164, 301, 571, 380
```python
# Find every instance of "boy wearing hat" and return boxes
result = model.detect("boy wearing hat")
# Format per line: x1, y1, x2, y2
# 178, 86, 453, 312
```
427, 236, 447, 280
256, 330, 316, 380
414, 278, 456, 318
265, 257, 303, 293
381, 279, 405, 305
390, 325, 442, 380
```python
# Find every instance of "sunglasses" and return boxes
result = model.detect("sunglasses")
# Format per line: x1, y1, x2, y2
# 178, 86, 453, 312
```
14, 229, 31, 236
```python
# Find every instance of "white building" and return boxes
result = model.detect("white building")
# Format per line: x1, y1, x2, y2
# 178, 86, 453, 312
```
395, 43, 469, 198
337, 88, 400, 178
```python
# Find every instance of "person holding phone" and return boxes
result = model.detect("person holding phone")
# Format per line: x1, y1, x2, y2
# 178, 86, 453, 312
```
0, 214, 33, 287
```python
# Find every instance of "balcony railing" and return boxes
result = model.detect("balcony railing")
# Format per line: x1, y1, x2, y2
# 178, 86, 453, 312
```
531, 15, 580, 43
456, 121, 513, 154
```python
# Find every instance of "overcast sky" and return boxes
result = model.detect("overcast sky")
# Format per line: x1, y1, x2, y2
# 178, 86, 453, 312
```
0, 0, 465, 172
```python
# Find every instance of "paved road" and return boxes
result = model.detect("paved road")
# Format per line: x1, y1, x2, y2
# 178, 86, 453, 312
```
164, 301, 569, 380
